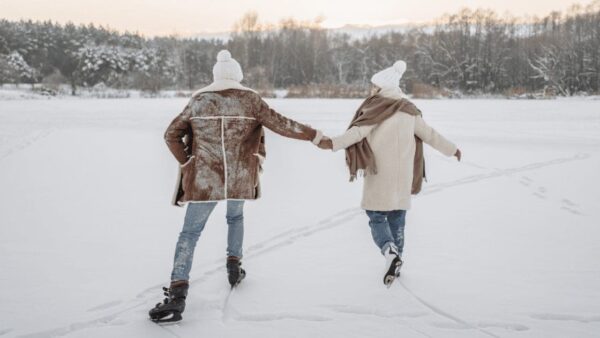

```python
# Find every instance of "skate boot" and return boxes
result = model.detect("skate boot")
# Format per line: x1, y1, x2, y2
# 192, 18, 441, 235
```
149, 280, 189, 323
383, 245, 402, 288
395, 261, 403, 278
226, 256, 246, 288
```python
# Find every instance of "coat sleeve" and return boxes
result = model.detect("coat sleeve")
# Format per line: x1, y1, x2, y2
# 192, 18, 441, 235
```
254, 98, 322, 144
331, 125, 375, 152
164, 103, 193, 165
414, 116, 457, 156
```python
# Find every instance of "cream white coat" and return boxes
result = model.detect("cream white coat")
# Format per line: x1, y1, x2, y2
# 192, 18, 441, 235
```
331, 89, 457, 211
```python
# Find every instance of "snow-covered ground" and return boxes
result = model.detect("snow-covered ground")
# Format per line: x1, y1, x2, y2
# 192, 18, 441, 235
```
0, 98, 599, 338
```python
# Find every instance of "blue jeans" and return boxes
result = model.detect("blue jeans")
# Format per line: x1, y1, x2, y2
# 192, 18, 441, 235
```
365, 210, 407, 256
171, 200, 245, 281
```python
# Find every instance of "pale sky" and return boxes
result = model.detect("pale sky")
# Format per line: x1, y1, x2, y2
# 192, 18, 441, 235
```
0, 0, 593, 36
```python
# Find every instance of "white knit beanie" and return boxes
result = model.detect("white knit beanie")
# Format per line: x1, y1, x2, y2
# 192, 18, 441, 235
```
370, 60, 407, 89
212, 50, 243, 82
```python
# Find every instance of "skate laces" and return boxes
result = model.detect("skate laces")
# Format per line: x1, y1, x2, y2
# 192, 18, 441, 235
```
155, 286, 171, 308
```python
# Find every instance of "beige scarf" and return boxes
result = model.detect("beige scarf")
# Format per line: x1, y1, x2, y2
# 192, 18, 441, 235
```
345, 94, 426, 194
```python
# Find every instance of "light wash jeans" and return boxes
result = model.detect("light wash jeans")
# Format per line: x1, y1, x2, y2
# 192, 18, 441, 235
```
171, 200, 245, 281
365, 209, 407, 256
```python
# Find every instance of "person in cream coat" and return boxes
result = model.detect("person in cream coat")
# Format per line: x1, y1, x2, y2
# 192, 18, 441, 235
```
319, 60, 461, 286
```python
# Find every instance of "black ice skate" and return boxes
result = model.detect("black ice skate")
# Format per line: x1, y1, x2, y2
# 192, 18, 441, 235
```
383, 246, 402, 288
227, 256, 246, 288
395, 261, 403, 278
149, 280, 189, 323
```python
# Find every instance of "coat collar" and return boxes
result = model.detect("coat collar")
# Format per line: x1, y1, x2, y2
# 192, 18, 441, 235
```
192, 79, 257, 97
377, 87, 409, 100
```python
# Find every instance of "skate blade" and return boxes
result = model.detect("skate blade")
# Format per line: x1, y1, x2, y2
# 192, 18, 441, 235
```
229, 270, 246, 288
151, 312, 182, 324
384, 275, 396, 288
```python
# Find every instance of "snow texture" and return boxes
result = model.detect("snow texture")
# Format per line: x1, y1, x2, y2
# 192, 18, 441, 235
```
0, 98, 599, 337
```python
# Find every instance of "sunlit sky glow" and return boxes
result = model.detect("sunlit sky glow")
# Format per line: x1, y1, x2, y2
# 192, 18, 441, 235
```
1, 0, 594, 36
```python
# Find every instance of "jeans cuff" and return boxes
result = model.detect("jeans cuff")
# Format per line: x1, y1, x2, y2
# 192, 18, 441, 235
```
227, 252, 243, 259
171, 273, 188, 281
380, 242, 397, 255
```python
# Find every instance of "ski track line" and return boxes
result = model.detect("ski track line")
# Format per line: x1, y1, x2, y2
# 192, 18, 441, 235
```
420, 153, 590, 195
398, 281, 500, 338
15, 207, 362, 338
476, 321, 530, 332
529, 313, 600, 323
0, 128, 55, 161
17, 302, 146, 338
232, 312, 332, 323
219, 209, 363, 322
0, 329, 13, 336
134, 208, 360, 299
86, 300, 123, 313
221, 287, 236, 323
323, 305, 433, 338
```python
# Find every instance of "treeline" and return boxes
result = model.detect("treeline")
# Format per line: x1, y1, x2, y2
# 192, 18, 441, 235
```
1, 1, 599, 97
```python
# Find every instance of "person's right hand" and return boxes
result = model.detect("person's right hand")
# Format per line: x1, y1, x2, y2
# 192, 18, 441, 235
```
318, 137, 333, 150
454, 149, 462, 161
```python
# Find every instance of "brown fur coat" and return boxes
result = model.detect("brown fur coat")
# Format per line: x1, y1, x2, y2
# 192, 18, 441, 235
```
165, 89, 318, 206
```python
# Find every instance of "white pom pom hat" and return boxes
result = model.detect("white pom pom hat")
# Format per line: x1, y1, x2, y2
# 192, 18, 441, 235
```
213, 50, 243, 82
370, 60, 407, 89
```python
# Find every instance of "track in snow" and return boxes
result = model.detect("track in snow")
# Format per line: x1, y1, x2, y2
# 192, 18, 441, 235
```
16, 154, 591, 338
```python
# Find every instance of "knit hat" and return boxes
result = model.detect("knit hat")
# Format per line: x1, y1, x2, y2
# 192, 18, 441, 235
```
212, 50, 243, 82
370, 60, 406, 89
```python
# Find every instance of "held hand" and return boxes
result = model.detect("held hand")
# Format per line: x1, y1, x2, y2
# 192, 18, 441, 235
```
317, 137, 333, 150
454, 149, 462, 162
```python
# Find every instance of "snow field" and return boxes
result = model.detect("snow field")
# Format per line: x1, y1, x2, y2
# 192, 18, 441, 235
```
0, 98, 599, 337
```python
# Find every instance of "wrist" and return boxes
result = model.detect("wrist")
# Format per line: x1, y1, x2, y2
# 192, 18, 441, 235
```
311, 130, 324, 145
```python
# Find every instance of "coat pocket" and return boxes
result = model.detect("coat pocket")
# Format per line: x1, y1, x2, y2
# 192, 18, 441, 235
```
252, 154, 262, 198
180, 155, 195, 168
180, 155, 196, 196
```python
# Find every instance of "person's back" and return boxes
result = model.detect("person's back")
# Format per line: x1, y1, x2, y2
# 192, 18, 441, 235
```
362, 112, 418, 210
357, 95, 457, 211
169, 89, 265, 202
167, 86, 320, 204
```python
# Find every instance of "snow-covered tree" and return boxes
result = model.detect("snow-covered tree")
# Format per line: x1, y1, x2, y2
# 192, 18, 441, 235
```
6, 51, 38, 87
529, 46, 569, 96
129, 48, 176, 92
76, 45, 129, 87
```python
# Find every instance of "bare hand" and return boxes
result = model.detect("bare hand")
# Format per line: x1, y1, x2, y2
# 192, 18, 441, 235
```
454, 149, 462, 161
318, 137, 333, 150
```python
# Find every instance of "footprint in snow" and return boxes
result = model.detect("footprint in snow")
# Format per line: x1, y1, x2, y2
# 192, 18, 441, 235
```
561, 206, 583, 215
520, 178, 583, 215
560, 199, 583, 215
519, 176, 532, 186
531, 185, 548, 199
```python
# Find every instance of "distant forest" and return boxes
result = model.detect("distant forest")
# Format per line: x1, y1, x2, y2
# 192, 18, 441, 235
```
1, 2, 599, 97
